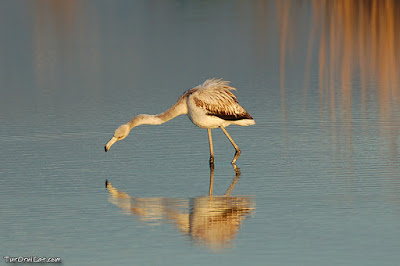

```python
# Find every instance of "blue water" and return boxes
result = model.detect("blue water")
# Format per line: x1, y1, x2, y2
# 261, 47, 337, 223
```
1, 1, 400, 265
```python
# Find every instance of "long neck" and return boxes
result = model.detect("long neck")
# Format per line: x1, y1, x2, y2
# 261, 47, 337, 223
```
127, 95, 188, 130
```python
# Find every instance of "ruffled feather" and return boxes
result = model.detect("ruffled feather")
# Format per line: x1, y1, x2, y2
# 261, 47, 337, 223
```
190, 79, 253, 121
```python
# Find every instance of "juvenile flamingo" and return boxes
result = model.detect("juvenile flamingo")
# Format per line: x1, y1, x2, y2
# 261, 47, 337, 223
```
105, 78, 255, 164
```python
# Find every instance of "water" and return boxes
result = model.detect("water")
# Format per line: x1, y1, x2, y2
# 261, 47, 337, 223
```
1, 0, 400, 265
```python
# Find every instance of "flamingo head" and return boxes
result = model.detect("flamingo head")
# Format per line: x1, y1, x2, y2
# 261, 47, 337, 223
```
105, 124, 130, 152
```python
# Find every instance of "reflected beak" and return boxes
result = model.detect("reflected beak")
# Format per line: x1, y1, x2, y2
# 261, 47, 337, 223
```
105, 137, 117, 152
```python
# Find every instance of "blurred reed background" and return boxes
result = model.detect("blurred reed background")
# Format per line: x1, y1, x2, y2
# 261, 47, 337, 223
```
276, 0, 400, 122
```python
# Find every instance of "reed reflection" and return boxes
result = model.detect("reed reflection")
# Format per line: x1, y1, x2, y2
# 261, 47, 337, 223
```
275, 0, 400, 118
274, 0, 400, 170
105, 166, 254, 250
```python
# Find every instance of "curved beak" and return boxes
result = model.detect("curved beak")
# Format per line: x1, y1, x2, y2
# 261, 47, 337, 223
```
105, 137, 117, 152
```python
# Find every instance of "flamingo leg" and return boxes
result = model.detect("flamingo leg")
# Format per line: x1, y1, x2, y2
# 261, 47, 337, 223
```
220, 126, 241, 164
209, 162, 215, 196
208, 129, 215, 164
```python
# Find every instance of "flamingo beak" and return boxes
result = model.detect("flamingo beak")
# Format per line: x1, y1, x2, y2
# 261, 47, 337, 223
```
105, 137, 117, 152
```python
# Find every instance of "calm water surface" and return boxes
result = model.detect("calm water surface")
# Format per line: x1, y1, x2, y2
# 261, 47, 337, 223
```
1, 1, 400, 265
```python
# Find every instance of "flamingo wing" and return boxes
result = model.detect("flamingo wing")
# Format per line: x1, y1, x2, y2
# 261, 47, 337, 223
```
191, 79, 253, 121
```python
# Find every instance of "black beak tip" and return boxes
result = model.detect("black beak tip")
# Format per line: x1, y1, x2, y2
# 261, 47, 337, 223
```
104, 146, 107, 152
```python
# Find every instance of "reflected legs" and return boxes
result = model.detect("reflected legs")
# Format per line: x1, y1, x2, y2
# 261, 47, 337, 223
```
225, 164, 241, 196
207, 127, 242, 195
208, 161, 241, 196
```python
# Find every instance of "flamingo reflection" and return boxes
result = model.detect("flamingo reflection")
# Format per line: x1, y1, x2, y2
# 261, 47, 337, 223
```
105, 166, 254, 250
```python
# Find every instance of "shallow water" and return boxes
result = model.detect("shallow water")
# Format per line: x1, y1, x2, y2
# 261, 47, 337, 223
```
1, 1, 400, 265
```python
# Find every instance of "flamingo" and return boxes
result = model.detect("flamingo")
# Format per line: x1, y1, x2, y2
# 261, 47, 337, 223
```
104, 78, 255, 164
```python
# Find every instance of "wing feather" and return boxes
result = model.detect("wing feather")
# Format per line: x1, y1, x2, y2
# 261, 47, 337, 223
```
191, 79, 253, 120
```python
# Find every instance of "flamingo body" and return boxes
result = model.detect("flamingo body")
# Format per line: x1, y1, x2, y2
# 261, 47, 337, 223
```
105, 78, 255, 164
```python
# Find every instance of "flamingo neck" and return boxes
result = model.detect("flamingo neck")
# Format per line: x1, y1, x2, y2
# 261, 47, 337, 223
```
127, 96, 188, 130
